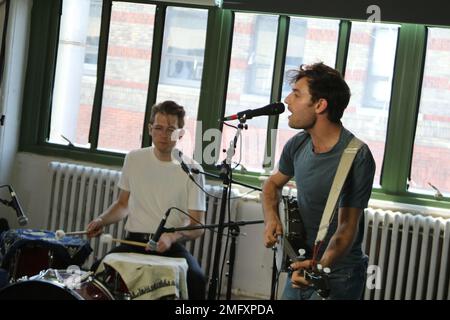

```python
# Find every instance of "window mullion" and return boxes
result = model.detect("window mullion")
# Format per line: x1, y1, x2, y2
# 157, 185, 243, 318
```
141, 5, 167, 148
263, 15, 289, 171
89, 0, 112, 151
382, 24, 427, 194
335, 20, 351, 75
196, 8, 234, 169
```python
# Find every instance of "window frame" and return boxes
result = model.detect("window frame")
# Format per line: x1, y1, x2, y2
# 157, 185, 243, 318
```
19, 0, 450, 209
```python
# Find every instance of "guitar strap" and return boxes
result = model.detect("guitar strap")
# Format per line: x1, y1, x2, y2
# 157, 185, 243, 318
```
315, 136, 364, 244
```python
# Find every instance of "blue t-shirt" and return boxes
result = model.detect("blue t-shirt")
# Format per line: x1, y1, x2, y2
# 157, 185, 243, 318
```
278, 127, 375, 267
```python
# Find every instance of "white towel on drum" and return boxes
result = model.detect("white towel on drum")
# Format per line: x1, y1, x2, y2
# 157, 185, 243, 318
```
96, 253, 189, 300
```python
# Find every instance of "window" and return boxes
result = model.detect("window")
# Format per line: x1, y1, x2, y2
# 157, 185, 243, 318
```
157, 7, 208, 158
410, 27, 450, 196
275, 17, 340, 164
362, 27, 398, 109
97, 2, 155, 153
221, 13, 278, 172
159, 8, 206, 88
49, 0, 102, 147
48, 1, 207, 155
245, 15, 278, 95
343, 22, 399, 186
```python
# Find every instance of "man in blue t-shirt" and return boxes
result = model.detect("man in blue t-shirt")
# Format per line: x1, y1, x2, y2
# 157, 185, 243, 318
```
262, 62, 376, 300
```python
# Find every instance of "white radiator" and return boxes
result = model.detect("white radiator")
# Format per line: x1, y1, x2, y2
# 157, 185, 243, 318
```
363, 208, 450, 300
47, 161, 238, 287
47, 162, 124, 267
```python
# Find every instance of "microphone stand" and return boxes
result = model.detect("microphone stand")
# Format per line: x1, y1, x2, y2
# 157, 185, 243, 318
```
180, 117, 271, 299
164, 219, 264, 299
189, 161, 265, 300
189, 117, 264, 300
208, 118, 247, 300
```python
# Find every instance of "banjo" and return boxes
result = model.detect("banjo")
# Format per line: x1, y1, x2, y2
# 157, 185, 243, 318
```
274, 196, 331, 298
275, 196, 308, 273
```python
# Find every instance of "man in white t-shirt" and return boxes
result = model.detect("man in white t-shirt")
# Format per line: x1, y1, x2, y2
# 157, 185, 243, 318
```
87, 100, 207, 299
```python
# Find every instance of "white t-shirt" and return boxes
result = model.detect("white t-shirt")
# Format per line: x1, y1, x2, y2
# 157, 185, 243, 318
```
118, 147, 206, 234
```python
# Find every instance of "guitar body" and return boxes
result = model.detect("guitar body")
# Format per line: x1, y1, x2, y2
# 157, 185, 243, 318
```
275, 196, 309, 272
275, 196, 331, 299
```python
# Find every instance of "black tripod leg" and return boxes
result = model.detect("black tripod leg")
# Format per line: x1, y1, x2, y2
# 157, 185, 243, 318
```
270, 249, 277, 300
225, 232, 237, 300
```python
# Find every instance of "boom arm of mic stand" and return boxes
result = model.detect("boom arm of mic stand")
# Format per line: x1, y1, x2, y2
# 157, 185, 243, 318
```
191, 170, 262, 192
167, 219, 264, 299
164, 219, 264, 233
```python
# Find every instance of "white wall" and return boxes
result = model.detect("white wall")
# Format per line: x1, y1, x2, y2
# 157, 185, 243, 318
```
0, 0, 32, 224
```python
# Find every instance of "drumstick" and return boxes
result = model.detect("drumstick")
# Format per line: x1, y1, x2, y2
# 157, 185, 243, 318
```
55, 229, 88, 240
100, 234, 148, 248
65, 230, 88, 236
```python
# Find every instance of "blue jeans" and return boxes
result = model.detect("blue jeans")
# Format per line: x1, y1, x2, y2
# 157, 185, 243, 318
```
282, 257, 368, 300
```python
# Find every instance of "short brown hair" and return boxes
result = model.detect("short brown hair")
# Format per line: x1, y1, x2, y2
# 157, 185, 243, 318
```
288, 62, 350, 123
149, 100, 186, 128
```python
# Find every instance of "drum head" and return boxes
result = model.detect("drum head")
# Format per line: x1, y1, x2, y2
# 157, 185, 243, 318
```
0, 280, 81, 300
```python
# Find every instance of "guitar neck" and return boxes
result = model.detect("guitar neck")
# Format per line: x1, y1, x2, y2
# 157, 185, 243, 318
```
284, 237, 300, 262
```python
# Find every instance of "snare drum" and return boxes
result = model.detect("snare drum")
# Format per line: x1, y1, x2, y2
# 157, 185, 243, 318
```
0, 269, 114, 300
0, 229, 92, 280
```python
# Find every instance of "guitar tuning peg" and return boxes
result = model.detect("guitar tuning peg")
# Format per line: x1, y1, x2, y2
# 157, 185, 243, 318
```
298, 248, 306, 256
323, 267, 331, 274
316, 264, 323, 271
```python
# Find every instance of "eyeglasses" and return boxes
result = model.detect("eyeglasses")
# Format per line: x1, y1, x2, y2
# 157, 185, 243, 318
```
150, 125, 178, 136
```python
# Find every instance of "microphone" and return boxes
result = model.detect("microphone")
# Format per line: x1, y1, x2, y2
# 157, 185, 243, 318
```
7, 186, 28, 226
222, 102, 285, 121
147, 208, 171, 251
177, 150, 196, 183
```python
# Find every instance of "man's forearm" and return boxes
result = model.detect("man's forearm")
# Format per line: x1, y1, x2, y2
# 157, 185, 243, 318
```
98, 201, 129, 226
262, 181, 281, 223
319, 231, 355, 268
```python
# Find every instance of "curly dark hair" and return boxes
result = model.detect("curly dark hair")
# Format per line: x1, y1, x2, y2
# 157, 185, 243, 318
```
287, 62, 350, 123
149, 100, 186, 128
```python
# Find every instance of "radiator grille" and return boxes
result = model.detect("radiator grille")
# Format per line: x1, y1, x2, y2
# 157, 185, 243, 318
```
363, 208, 450, 300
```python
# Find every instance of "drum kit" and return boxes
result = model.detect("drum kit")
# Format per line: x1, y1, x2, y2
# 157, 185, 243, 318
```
0, 229, 187, 300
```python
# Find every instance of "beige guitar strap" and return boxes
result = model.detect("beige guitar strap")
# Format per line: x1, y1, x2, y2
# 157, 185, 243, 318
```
315, 136, 364, 243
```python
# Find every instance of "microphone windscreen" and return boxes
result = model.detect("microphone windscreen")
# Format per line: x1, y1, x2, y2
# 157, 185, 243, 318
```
252, 102, 285, 117
55, 229, 65, 240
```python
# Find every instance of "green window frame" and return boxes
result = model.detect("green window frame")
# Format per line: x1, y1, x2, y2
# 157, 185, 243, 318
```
19, 0, 450, 209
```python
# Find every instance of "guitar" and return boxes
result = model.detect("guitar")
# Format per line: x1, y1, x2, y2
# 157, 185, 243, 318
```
275, 196, 308, 273
274, 196, 331, 299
